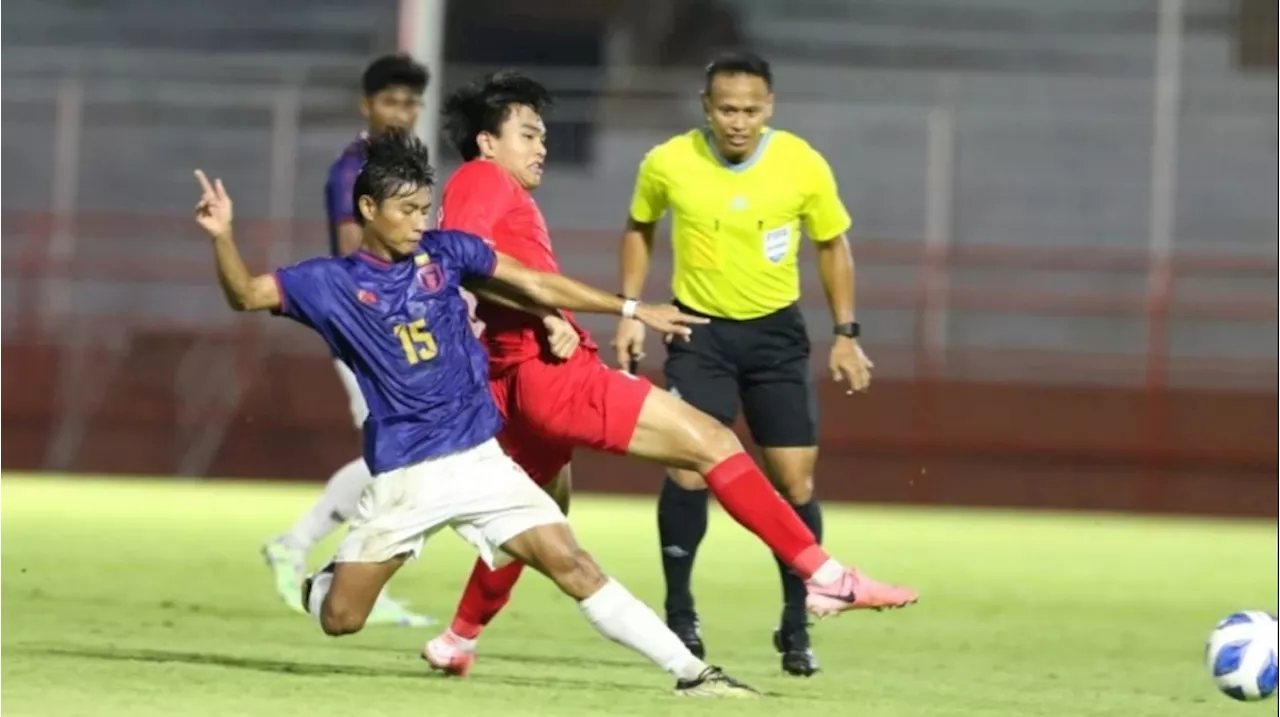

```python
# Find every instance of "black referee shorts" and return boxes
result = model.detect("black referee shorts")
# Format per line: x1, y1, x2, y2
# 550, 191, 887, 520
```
662, 300, 818, 448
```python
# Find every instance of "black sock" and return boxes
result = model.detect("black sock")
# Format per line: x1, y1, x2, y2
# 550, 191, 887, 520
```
776, 499, 824, 632
657, 477, 709, 622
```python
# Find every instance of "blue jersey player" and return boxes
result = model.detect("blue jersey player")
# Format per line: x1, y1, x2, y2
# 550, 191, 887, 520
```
192, 129, 757, 697
260, 54, 550, 628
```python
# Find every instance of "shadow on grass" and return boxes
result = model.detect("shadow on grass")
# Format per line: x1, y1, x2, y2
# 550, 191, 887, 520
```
338, 642, 647, 672
23, 645, 654, 693
484, 650, 652, 671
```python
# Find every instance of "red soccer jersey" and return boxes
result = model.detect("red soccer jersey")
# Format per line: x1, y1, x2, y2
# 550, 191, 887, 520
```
439, 160, 596, 372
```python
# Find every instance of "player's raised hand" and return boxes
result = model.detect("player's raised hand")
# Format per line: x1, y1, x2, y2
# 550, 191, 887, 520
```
542, 315, 580, 361
830, 336, 873, 394
632, 303, 708, 341
611, 317, 646, 368
193, 169, 234, 240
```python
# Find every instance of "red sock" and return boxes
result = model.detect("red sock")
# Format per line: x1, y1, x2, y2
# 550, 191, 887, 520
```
704, 452, 830, 580
450, 558, 526, 639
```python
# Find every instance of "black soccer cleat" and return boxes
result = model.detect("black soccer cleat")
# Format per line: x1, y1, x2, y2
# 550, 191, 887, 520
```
674, 666, 761, 698
668, 615, 706, 659
773, 625, 821, 677
300, 575, 314, 615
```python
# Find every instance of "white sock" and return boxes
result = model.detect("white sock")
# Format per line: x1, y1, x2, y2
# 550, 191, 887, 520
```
810, 558, 846, 586
578, 578, 708, 681
282, 458, 372, 550
307, 570, 333, 619
445, 630, 478, 652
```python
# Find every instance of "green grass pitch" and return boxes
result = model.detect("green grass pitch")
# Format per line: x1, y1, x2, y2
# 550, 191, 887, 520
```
2, 475, 1275, 716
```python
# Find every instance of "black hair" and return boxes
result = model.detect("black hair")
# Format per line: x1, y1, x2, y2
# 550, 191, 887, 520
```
441, 70, 554, 161
704, 50, 772, 93
362, 53, 429, 97
351, 129, 434, 225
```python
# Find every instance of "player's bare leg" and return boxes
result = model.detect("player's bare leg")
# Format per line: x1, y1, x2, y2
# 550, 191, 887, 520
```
302, 556, 410, 636
263, 458, 369, 613
264, 446, 432, 627
628, 388, 918, 616
542, 465, 573, 514
495, 521, 758, 697
425, 467, 577, 676
432, 385, 914, 665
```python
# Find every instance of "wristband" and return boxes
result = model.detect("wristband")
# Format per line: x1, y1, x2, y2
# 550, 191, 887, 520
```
833, 321, 860, 338
621, 298, 640, 319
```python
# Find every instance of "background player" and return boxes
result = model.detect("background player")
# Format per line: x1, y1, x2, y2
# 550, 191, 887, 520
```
259, 53, 433, 625
192, 130, 757, 698
422, 71, 917, 678
612, 50, 872, 676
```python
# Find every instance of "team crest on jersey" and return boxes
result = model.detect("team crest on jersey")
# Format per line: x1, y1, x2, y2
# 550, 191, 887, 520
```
417, 263, 446, 294
413, 252, 445, 293
357, 289, 378, 305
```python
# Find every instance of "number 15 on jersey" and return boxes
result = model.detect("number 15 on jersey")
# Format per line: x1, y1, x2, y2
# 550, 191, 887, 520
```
394, 318, 438, 365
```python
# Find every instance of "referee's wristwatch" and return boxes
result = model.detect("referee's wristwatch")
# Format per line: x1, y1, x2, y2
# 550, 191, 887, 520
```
833, 322, 861, 339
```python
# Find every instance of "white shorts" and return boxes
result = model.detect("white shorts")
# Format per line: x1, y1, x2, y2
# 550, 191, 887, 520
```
334, 359, 369, 428
334, 438, 566, 569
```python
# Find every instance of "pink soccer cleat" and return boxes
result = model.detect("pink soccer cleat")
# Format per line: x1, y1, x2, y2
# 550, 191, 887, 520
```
422, 632, 477, 678
806, 568, 918, 618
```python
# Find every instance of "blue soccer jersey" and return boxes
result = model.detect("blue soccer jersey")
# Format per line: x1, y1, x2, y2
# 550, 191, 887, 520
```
273, 229, 502, 474
324, 134, 367, 256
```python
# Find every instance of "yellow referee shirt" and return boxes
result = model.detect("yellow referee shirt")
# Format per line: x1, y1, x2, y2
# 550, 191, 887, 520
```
628, 127, 851, 320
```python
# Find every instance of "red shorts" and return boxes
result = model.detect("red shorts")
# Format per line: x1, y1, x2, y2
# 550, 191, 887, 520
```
489, 349, 653, 485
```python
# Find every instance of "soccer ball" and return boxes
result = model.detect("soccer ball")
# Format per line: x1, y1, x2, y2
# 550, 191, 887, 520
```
1206, 611, 1279, 701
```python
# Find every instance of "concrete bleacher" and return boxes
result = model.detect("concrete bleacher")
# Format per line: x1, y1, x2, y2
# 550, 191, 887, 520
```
4, 0, 396, 57
732, 0, 1240, 74
714, 0, 1277, 255
1, 0, 1274, 369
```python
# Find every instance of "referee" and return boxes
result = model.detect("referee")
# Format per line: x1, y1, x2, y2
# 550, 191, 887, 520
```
612, 51, 872, 677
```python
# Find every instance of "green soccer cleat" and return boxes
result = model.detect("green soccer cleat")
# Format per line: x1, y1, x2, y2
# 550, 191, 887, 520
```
366, 592, 437, 628
261, 538, 308, 614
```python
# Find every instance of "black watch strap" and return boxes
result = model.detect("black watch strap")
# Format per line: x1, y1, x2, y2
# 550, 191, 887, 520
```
833, 321, 860, 338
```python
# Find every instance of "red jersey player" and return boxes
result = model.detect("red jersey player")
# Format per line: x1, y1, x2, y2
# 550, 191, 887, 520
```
422, 72, 918, 677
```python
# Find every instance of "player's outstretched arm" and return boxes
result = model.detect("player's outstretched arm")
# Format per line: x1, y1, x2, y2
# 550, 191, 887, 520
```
193, 170, 281, 312
464, 281, 561, 320
464, 281, 580, 359
485, 253, 707, 338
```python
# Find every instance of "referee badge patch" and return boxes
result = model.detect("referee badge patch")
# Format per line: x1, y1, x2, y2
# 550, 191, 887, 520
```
763, 225, 793, 264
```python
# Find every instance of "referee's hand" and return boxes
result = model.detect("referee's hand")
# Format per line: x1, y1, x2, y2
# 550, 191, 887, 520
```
612, 317, 647, 370
831, 337, 874, 394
